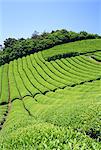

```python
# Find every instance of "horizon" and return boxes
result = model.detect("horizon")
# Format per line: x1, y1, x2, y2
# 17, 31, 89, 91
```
0, 0, 101, 45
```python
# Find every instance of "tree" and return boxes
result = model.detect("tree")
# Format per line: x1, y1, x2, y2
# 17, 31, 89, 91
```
4, 38, 17, 49
41, 31, 49, 38
31, 30, 39, 39
80, 31, 88, 36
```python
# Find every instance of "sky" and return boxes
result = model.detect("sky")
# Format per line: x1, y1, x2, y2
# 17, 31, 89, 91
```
0, 0, 101, 45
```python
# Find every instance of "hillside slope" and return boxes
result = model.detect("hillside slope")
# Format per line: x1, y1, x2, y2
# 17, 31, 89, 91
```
0, 39, 101, 149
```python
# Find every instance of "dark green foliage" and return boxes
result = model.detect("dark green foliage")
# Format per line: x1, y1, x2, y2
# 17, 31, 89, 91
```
3, 38, 17, 49
48, 52, 80, 61
0, 29, 101, 66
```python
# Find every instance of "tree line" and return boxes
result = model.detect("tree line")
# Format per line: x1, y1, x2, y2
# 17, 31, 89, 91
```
0, 29, 101, 66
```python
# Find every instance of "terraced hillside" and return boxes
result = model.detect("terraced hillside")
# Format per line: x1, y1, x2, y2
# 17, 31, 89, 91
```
0, 39, 101, 149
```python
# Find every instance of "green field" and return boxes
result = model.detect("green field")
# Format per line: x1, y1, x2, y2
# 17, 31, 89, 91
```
0, 39, 101, 149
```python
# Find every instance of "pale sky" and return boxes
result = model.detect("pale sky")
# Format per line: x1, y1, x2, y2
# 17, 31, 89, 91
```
0, 0, 101, 45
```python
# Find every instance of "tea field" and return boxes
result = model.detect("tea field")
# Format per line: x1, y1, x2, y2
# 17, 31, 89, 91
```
0, 39, 101, 149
